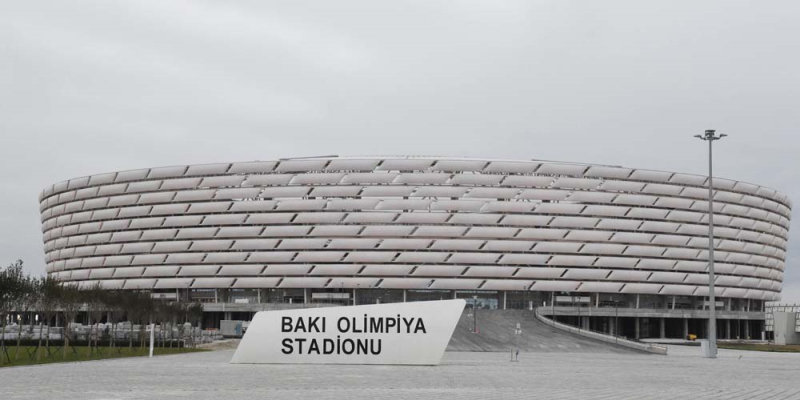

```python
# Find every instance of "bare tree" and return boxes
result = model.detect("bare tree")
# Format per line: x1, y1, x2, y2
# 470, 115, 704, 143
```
188, 303, 204, 348
119, 291, 151, 351
104, 290, 124, 352
83, 282, 105, 357
122, 291, 144, 349
157, 301, 168, 348
139, 295, 155, 349
169, 302, 182, 349
14, 274, 38, 361
0, 260, 25, 365
36, 275, 61, 361
175, 302, 188, 351
59, 283, 82, 360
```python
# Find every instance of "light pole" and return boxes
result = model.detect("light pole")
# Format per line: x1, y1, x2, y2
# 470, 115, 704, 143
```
511, 321, 522, 362
473, 296, 478, 333
694, 129, 727, 358
523, 285, 528, 311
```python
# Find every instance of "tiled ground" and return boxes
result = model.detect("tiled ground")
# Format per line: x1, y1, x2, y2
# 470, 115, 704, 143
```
2, 346, 800, 399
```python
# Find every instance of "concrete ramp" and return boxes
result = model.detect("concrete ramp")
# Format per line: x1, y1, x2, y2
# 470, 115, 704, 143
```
446, 309, 638, 353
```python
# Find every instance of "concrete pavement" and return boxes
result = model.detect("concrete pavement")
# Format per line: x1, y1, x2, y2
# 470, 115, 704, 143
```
3, 345, 800, 399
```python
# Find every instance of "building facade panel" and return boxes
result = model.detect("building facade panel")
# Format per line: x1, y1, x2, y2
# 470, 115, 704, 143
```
39, 157, 792, 302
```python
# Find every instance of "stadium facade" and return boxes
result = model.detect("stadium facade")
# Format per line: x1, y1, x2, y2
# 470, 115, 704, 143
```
39, 156, 792, 340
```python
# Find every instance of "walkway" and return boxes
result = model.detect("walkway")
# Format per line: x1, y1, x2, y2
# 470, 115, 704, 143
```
3, 345, 800, 399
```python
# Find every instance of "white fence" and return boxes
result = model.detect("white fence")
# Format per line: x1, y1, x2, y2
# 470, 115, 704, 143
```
0, 323, 223, 344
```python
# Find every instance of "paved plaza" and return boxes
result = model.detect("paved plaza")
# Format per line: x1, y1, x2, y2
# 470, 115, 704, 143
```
3, 345, 800, 399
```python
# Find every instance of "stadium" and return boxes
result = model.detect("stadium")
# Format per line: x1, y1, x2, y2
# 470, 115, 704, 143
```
38, 156, 792, 341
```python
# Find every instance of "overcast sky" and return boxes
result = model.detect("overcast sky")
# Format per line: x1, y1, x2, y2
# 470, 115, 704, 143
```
1, 1, 798, 301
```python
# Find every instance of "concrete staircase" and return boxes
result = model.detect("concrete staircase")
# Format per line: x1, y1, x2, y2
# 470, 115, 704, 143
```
446, 309, 638, 353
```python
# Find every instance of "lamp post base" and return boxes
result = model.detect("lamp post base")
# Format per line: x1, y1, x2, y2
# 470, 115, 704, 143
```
701, 340, 717, 358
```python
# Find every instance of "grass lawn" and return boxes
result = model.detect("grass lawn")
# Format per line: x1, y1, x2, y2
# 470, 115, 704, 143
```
0, 345, 207, 368
718, 343, 800, 353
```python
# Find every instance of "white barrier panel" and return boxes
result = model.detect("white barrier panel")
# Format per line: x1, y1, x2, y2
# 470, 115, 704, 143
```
230, 299, 465, 365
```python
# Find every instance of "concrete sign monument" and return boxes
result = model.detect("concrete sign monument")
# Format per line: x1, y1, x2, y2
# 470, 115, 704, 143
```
230, 299, 465, 365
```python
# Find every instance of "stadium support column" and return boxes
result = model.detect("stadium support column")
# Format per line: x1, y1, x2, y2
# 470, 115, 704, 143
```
503, 291, 507, 310
635, 318, 640, 339
403, 290, 407, 303
745, 320, 750, 339
683, 318, 689, 339
726, 319, 730, 339
660, 318, 665, 339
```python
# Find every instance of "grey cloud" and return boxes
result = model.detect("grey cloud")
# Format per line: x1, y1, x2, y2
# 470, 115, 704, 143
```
0, 1, 797, 293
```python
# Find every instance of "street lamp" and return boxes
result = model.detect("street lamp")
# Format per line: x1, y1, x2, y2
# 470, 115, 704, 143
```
473, 295, 478, 333
694, 129, 727, 359
523, 285, 528, 311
